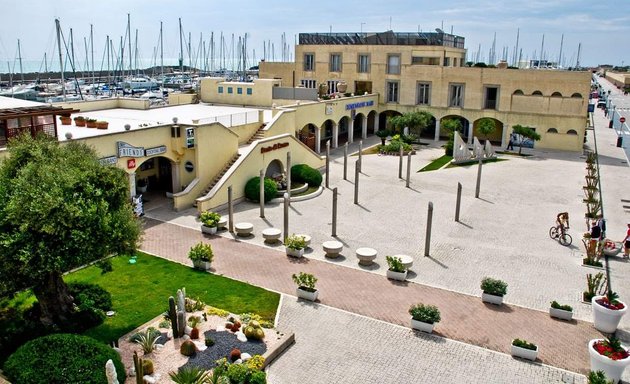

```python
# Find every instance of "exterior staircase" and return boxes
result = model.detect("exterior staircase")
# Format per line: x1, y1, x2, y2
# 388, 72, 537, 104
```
193, 153, 241, 207
245, 124, 267, 145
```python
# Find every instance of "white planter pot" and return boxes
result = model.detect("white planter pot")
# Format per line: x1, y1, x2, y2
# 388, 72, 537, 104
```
296, 288, 318, 301
592, 295, 627, 333
511, 344, 538, 361
410, 318, 435, 333
137, 185, 147, 194
386, 269, 407, 281
589, 339, 630, 383
549, 307, 573, 321
482, 292, 504, 305
192, 260, 211, 271
286, 247, 304, 258
201, 225, 217, 235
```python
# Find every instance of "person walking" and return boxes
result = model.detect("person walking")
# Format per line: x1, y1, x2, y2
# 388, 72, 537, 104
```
623, 223, 630, 259
506, 133, 515, 151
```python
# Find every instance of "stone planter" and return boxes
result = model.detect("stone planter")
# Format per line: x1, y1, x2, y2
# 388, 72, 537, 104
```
192, 260, 211, 271
592, 295, 627, 333
286, 247, 304, 258
511, 343, 538, 361
386, 269, 407, 281
336, 81, 347, 93
410, 318, 435, 333
549, 307, 573, 321
589, 339, 630, 383
296, 288, 318, 301
482, 292, 504, 305
201, 225, 218, 235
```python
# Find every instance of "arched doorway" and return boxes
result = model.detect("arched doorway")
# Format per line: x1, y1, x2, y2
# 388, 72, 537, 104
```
367, 111, 377, 135
338, 116, 350, 146
265, 159, 284, 179
135, 156, 175, 194
299, 123, 317, 151
354, 113, 365, 140
320, 119, 335, 152
420, 115, 437, 140
440, 115, 470, 142
472, 118, 504, 145
380, 110, 402, 132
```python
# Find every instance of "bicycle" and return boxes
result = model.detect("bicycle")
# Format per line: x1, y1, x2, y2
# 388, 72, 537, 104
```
549, 225, 572, 246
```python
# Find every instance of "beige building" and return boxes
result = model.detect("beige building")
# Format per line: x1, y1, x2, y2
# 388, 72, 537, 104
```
260, 31, 592, 151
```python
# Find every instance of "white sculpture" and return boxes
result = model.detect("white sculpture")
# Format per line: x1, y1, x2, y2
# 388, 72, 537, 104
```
105, 359, 119, 384
473, 137, 484, 159
452, 132, 472, 163
484, 140, 496, 159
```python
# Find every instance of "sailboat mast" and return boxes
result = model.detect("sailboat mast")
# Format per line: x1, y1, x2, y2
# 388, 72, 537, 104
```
134, 29, 139, 75
210, 32, 214, 72
513, 28, 520, 67
44, 52, 47, 74
576, 43, 581, 68
55, 19, 66, 99
160, 21, 164, 78
127, 14, 132, 73
83, 37, 89, 78
90, 24, 95, 84
558, 34, 564, 68
188, 32, 192, 72
539, 34, 545, 68
178, 18, 183, 72
17, 39, 24, 83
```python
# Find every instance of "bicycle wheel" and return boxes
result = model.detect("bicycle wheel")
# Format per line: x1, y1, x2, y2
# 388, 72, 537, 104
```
559, 233, 572, 246
549, 226, 559, 239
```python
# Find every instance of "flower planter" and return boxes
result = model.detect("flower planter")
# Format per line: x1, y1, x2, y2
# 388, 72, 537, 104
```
86, 120, 97, 128
386, 269, 407, 281
589, 339, 630, 383
286, 247, 304, 258
74, 119, 86, 127
511, 344, 538, 361
96, 121, 109, 129
410, 318, 435, 333
482, 292, 504, 305
201, 225, 218, 235
549, 307, 573, 321
60, 117, 71, 125
192, 260, 211, 271
592, 296, 627, 333
296, 288, 318, 301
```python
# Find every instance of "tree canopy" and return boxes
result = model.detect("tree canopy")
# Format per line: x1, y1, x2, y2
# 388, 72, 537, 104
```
0, 134, 141, 327
476, 118, 496, 140
511, 124, 541, 154
387, 111, 433, 136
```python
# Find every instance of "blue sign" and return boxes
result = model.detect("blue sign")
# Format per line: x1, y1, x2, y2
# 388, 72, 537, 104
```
588, 104, 595, 113
345, 100, 374, 110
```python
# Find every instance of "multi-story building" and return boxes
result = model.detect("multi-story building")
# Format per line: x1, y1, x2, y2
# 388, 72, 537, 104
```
260, 31, 591, 151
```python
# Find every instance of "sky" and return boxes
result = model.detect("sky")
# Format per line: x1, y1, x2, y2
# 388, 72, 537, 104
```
0, 0, 628, 74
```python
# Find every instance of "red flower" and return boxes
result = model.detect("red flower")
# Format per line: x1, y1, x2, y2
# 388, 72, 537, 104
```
596, 297, 625, 310
593, 339, 630, 360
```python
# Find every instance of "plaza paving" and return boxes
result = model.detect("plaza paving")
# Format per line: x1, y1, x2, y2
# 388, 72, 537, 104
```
141, 87, 630, 382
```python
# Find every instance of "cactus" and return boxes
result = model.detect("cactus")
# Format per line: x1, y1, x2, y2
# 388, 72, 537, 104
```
585, 272, 607, 301
169, 296, 179, 339
133, 351, 144, 384
105, 359, 119, 384
180, 339, 197, 356
177, 310, 186, 337
142, 359, 154, 375
244, 320, 265, 340
177, 289, 185, 313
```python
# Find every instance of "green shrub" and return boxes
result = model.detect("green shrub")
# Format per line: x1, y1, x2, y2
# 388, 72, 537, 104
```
512, 338, 537, 350
550, 301, 573, 312
180, 339, 197, 356
169, 366, 210, 384
249, 370, 267, 384
292, 272, 317, 292
480, 277, 508, 296
226, 363, 249, 383
205, 337, 215, 347
588, 370, 614, 384
200, 211, 221, 227
244, 177, 277, 202
379, 140, 412, 153
3, 333, 125, 383
408, 304, 441, 324
67, 282, 112, 312
188, 242, 214, 263
246, 354, 266, 370
291, 164, 322, 187
284, 234, 307, 250
386, 256, 406, 272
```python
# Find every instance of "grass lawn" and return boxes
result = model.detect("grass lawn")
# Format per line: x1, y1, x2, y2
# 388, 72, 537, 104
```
446, 158, 507, 168
419, 155, 453, 172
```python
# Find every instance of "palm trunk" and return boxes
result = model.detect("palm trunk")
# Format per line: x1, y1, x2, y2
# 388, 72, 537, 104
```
32, 271, 75, 328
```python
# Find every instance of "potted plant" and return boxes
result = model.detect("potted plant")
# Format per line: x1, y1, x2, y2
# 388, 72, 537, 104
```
408, 303, 440, 333
292, 272, 318, 301
199, 211, 221, 235
587, 370, 613, 384
285, 234, 307, 258
96, 120, 109, 129
188, 242, 213, 271
188, 315, 202, 339
480, 277, 508, 305
74, 116, 86, 127
511, 339, 538, 361
592, 291, 627, 333
589, 336, 630, 383
386, 255, 407, 281
549, 301, 573, 321
59, 115, 72, 125
136, 178, 148, 194
86, 118, 98, 128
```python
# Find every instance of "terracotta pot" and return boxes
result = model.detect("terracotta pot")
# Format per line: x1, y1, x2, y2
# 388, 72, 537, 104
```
86, 120, 97, 128
96, 121, 109, 129
74, 119, 86, 127
60, 117, 71, 125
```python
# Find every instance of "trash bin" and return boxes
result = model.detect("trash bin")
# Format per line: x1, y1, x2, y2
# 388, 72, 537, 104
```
617, 136, 623, 147
610, 120, 614, 128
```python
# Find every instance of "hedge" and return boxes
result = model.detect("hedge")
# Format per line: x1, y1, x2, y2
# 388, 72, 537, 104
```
291, 164, 322, 187
244, 177, 278, 203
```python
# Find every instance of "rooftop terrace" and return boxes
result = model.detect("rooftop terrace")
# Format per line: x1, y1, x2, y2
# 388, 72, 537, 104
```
298, 30, 465, 49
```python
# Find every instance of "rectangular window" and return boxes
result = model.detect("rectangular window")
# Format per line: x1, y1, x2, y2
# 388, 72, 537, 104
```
327, 80, 338, 94
443, 57, 450, 67
386, 81, 399, 103
416, 82, 431, 105
246, 88, 252, 95
330, 53, 342, 72
300, 79, 317, 88
237, 87, 243, 94
358, 54, 370, 73
412, 56, 440, 65
387, 54, 401, 74
227, 87, 233, 94
304, 53, 314, 71
218, 86, 223, 94
484, 86, 499, 109
449, 84, 464, 107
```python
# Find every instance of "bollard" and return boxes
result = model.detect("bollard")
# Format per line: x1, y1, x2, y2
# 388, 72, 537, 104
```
325, 141, 330, 188
283, 193, 289, 242
354, 160, 360, 204
228, 186, 234, 233
259, 169, 265, 218
424, 201, 433, 257
475, 158, 482, 198
455, 182, 462, 222
332, 187, 338, 237
287, 151, 292, 205
343, 143, 348, 180
406, 152, 412, 188
359, 140, 363, 170
398, 145, 403, 179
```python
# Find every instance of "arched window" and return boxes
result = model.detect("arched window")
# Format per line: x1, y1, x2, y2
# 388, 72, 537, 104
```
547, 128, 558, 133
512, 89, 524, 95
571, 93, 583, 98
532, 90, 543, 96
567, 129, 578, 135
551, 92, 562, 97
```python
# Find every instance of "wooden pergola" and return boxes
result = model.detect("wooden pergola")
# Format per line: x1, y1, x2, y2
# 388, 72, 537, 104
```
0, 105, 80, 147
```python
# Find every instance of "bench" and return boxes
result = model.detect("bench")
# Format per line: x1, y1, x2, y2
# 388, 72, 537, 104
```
323, 240, 343, 258
262, 228, 282, 243
234, 222, 254, 237
356, 247, 377, 266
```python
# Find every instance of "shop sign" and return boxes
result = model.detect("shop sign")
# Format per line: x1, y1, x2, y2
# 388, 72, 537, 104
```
345, 100, 374, 110
261, 142, 289, 154
127, 159, 136, 169
145, 145, 167, 156
99, 156, 117, 166
117, 141, 145, 158
186, 127, 195, 148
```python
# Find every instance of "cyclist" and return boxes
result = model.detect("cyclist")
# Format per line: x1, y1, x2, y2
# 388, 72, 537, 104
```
556, 212, 570, 233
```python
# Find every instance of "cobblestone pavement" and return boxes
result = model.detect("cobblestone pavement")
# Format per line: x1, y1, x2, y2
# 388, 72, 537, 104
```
266, 298, 585, 384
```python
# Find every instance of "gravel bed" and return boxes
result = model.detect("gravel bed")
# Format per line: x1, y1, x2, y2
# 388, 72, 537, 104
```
179, 330, 267, 371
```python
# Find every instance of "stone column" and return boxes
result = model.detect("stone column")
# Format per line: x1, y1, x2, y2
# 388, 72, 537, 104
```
315, 126, 321, 153
128, 172, 137, 198
362, 117, 368, 139
286, 151, 292, 205
434, 120, 441, 141
348, 118, 354, 144
332, 122, 339, 148
374, 112, 380, 132
171, 161, 181, 194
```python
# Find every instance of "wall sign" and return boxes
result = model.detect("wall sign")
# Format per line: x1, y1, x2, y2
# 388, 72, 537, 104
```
145, 145, 167, 156
186, 127, 195, 148
127, 159, 136, 169
261, 142, 289, 154
345, 100, 374, 110
99, 156, 117, 166
325, 104, 333, 115
117, 141, 145, 158
185, 161, 194, 172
